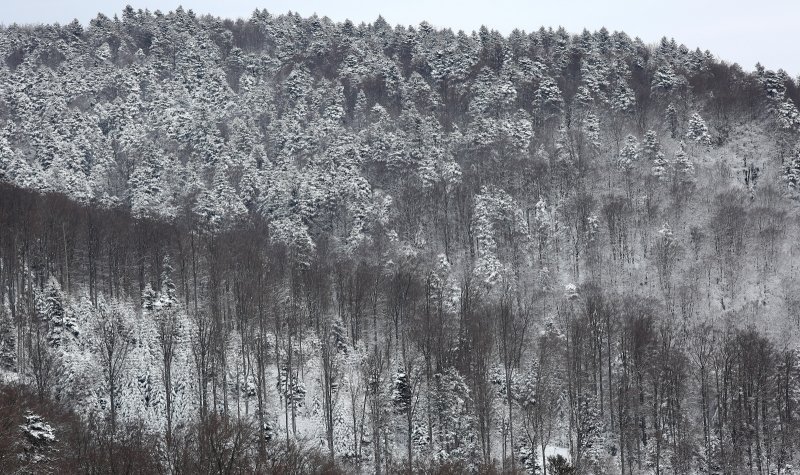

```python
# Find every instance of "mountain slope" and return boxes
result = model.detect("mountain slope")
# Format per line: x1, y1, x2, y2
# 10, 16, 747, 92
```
1, 6, 800, 473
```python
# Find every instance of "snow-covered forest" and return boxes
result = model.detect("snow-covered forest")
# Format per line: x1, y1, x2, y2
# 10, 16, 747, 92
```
2, 5, 800, 473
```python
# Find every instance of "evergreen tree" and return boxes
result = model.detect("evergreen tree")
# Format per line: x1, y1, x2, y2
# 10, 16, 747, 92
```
686, 112, 712, 146
652, 151, 670, 180
652, 63, 677, 94
577, 396, 605, 474
37, 277, 77, 348
673, 141, 695, 186
0, 134, 17, 183
548, 455, 577, 475
785, 146, 800, 191
642, 130, 661, 161
582, 112, 601, 149
777, 99, 800, 131
665, 104, 679, 139
618, 134, 639, 171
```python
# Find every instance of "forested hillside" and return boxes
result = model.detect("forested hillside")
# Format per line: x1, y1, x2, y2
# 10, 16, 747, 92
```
2, 6, 800, 473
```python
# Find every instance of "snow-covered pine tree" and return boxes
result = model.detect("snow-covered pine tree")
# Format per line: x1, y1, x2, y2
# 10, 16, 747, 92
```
686, 112, 712, 146
0, 133, 18, 183
37, 277, 77, 348
777, 99, 800, 131
785, 146, 800, 192
652, 63, 677, 94
576, 396, 606, 474
582, 112, 601, 149
652, 151, 670, 181
617, 134, 639, 171
665, 104, 679, 139
673, 141, 695, 185
642, 130, 661, 161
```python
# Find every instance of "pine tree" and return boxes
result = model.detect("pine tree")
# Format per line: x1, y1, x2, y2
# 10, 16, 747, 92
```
392, 369, 412, 414
37, 277, 77, 348
430, 368, 480, 467
652, 151, 670, 180
777, 100, 800, 131
665, 104, 679, 139
652, 63, 677, 94
472, 186, 529, 287
582, 112, 601, 149
577, 396, 605, 473
158, 256, 178, 310
757, 66, 787, 100
354, 89, 369, 129
610, 83, 635, 113
618, 134, 639, 171
129, 146, 178, 221
644, 130, 669, 180
785, 146, 800, 191
642, 130, 661, 161
0, 134, 16, 183
194, 167, 248, 232
534, 76, 564, 119
673, 141, 695, 185
142, 284, 158, 311
548, 455, 577, 474
686, 112, 711, 146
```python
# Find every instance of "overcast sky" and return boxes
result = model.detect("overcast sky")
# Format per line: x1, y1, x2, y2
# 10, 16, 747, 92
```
4, 1, 798, 76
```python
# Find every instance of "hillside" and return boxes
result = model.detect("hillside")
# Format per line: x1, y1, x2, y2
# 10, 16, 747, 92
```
2, 6, 800, 473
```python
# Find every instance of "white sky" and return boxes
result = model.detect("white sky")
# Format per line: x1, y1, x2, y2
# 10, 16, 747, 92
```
3, 1, 799, 76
